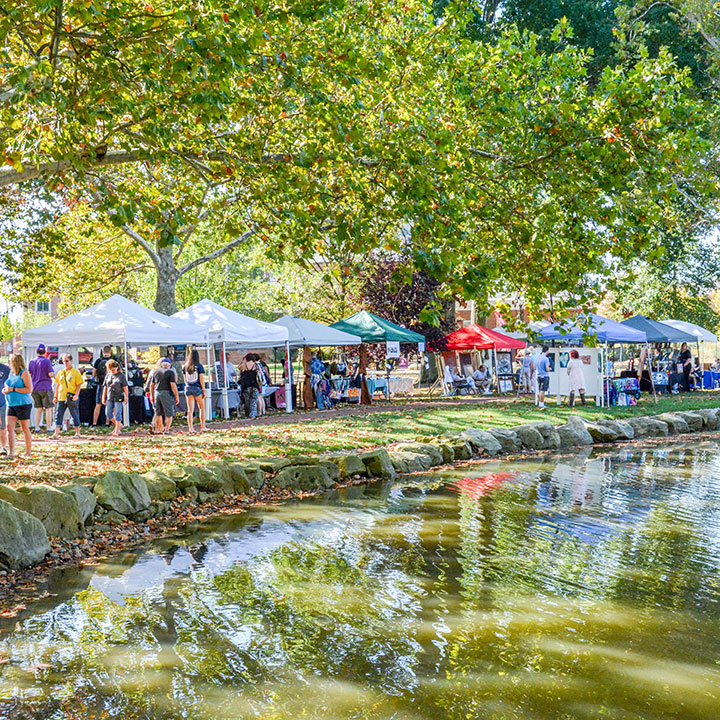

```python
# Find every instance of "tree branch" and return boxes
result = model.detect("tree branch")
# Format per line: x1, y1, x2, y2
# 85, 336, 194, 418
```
119, 224, 160, 265
178, 228, 255, 276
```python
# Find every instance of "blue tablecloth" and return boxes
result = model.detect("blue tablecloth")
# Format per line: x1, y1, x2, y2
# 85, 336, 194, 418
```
703, 371, 720, 389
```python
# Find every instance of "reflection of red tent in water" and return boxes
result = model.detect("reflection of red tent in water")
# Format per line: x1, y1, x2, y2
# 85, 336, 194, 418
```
450, 472, 516, 499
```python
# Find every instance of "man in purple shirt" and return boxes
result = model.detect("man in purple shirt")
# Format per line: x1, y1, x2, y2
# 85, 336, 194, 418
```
29, 344, 54, 432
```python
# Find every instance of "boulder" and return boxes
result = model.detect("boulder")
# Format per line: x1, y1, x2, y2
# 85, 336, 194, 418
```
695, 408, 719, 430
257, 457, 293, 473
140, 470, 177, 501
675, 411, 704, 432
393, 442, 445, 466
440, 437, 473, 461
93, 471, 151, 517
317, 460, 340, 481
273, 465, 334, 491
626, 416, 669, 438
329, 454, 367, 478
557, 416, 594, 448
224, 464, 253, 494
0, 484, 84, 539
596, 419, 635, 440
388, 451, 432, 474
583, 422, 621, 443
514, 424, 545, 450
655, 413, 690, 434
431, 442, 455, 463
534, 422, 561, 449
61, 484, 97, 524
487, 428, 522, 454
232, 462, 265, 489
359, 449, 396, 479
0, 499, 50, 569
459, 429, 503, 457
165, 466, 223, 492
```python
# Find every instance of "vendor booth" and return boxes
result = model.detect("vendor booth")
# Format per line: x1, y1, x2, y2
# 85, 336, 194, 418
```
432, 324, 526, 394
22, 295, 204, 426
331, 311, 425, 404
172, 299, 290, 419
273, 315, 361, 410
537, 313, 648, 406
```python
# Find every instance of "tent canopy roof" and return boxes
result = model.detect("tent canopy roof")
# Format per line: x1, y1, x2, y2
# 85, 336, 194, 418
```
22, 294, 202, 347
273, 315, 361, 347
173, 299, 288, 347
660, 319, 718, 343
537, 313, 647, 344
331, 310, 425, 344
432, 324, 526, 351
620, 315, 696, 344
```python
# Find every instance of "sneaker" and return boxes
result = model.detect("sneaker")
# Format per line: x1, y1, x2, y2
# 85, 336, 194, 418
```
0, 447, 7, 456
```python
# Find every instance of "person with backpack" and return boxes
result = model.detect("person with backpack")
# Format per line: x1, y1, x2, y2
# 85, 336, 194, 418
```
92, 346, 114, 426
183, 349, 206, 433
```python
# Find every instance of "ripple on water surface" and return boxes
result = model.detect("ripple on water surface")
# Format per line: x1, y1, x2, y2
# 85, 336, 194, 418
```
2, 439, 720, 719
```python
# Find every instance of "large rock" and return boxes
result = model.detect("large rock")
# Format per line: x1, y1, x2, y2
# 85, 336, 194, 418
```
514, 423, 545, 450
440, 437, 473, 461
0, 484, 84, 539
0, 499, 50, 569
93, 471, 151, 517
328, 454, 367, 478
460, 429, 503, 457
583, 421, 621, 443
596, 419, 635, 440
627, 416, 669, 437
487, 428, 522, 454
61, 484, 97, 525
388, 451, 432, 473
675, 411, 703, 432
655, 413, 690, 434
393, 443, 445, 466
140, 469, 178, 501
695, 408, 719, 430
257, 457, 293, 473
232, 462, 265, 490
359, 449, 396, 479
534, 422, 561, 449
317, 460, 340, 481
557, 416, 594, 448
431, 442, 456, 463
273, 465, 334, 491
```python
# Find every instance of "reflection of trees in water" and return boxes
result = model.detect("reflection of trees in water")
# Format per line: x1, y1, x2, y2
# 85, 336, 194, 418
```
2, 448, 720, 720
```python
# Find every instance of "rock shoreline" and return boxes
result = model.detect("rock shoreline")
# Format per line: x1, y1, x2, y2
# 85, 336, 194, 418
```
1, 407, 718, 583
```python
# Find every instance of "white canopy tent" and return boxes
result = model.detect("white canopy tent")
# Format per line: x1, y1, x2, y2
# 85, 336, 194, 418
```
22, 295, 203, 426
661, 319, 719, 367
173, 299, 291, 418
273, 315, 362, 348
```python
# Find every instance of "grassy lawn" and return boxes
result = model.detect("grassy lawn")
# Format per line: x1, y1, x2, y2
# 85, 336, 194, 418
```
3, 392, 719, 488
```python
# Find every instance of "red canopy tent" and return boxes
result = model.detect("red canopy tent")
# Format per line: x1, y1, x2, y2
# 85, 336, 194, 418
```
431, 324, 526, 351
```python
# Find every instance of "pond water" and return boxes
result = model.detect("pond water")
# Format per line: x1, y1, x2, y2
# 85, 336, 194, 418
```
2, 440, 720, 720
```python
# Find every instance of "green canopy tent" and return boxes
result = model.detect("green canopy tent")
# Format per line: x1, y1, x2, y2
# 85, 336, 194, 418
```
331, 310, 425, 344
331, 311, 426, 403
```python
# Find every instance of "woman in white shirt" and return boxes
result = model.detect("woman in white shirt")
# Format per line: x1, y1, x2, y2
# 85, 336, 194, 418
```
567, 349, 586, 407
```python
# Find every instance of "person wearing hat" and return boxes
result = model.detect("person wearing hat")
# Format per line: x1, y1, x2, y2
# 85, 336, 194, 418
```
149, 357, 180, 434
28, 343, 55, 432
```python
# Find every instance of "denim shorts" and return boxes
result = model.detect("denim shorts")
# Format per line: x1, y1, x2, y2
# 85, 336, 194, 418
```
0, 404, 6, 430
184, 384, 203, 397
538, 376, 550, 392
106, 399, 124, 422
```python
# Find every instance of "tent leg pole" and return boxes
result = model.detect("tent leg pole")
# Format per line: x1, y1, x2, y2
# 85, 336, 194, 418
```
222, 340, 229, 420
123, 340, 129, 428
284, 341, 293, 414
205, 341, 213, 421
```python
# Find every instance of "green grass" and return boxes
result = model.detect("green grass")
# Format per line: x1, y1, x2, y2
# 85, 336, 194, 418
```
5, 392, 719, 488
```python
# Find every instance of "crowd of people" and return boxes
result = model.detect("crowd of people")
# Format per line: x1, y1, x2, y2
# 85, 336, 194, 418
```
0, 343, 278, 458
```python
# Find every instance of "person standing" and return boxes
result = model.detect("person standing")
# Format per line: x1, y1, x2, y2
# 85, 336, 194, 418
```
52, 354, 83, 439
240, 353, 261, 419
566, 349, 586, 408
3, 354, 33, 458
679, 342, 693, 392
535, 346, 551, 410
28, 344, 54, 432
150, 358, 180, 434
182, 349, 206, 433
520, 352, 534, 394
102, 359, 129, 437
0, 359, 10, 455
92, 345, 113, 426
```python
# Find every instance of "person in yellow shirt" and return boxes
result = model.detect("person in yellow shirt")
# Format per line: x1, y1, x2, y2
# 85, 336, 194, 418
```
52, 354, 84, 439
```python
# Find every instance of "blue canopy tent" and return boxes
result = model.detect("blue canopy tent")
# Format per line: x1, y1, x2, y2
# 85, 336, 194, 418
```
537, 313, 652, 406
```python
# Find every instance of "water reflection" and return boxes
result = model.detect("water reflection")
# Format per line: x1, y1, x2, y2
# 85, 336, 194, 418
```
2, 441, 720, 719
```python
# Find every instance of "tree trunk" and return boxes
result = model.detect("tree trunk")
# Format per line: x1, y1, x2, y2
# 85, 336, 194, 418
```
154, 245, 180, 315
